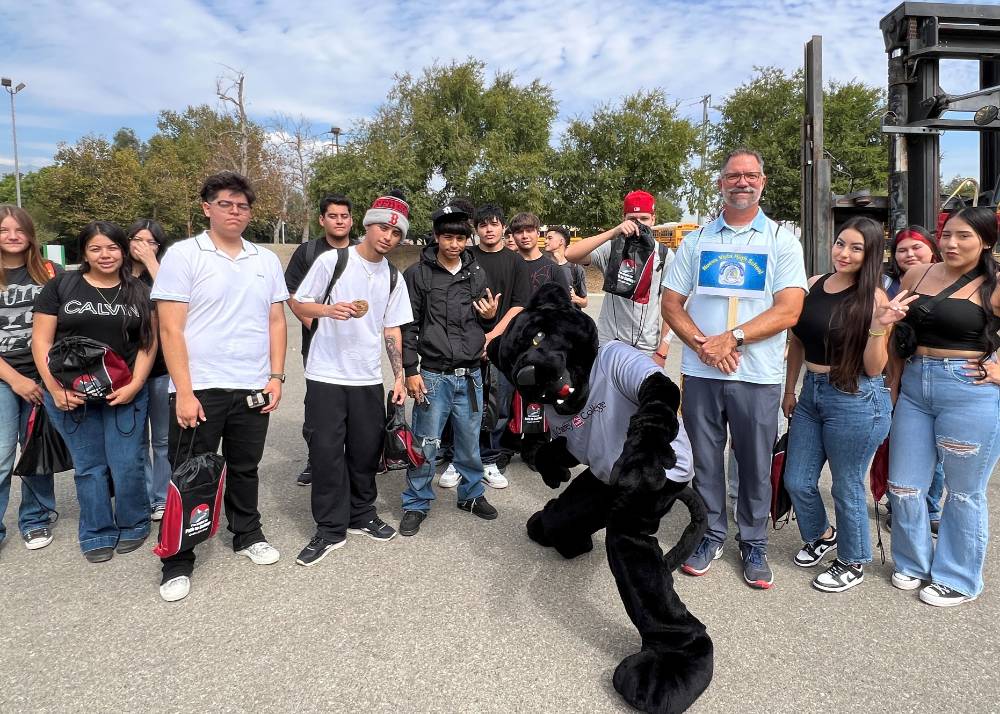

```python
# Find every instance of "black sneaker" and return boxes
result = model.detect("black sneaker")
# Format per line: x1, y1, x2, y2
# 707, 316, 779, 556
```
919, 583, 977, 607
930, 519, 940, 536
116, 536, 147, 554
84, 546, 114, 563
457, 496, 498, 520
812, 558, 864, 592
793, 527, 837, 567
740, 543, 773, 589
399, 510, 427, 536
297, 464, 312, 487
295, 535, 345, 566
348, 516, 396, 542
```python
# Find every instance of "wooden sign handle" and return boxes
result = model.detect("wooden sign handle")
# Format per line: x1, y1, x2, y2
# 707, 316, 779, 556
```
727, 297, 739, 331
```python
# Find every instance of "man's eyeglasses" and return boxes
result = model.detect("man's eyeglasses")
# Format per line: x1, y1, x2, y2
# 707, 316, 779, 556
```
211, 199, 252, 213
722, 171, 763, 183
130, 237, 159, 247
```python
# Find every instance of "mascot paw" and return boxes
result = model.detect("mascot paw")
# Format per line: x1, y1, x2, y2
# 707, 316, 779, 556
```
612, 637, 714, 714
535, 437, 576, 489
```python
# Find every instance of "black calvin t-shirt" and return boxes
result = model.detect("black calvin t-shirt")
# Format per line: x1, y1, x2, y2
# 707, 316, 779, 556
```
470, 245, 531, 331
34, 272, 151, 369
0, 263, 63, 380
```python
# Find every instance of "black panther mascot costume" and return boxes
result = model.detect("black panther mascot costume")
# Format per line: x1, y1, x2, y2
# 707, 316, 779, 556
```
488, 283, 714, 714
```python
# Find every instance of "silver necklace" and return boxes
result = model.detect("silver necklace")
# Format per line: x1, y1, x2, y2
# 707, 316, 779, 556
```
93, 283, 122, 306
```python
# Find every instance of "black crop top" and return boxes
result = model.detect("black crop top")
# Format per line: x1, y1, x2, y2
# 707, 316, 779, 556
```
791, 274, 856, 366
907, 295, 990, 352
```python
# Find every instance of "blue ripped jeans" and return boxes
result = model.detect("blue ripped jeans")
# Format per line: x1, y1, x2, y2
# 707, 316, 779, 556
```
889, 357, 1000, 597
784, 373, 891, 563
402, 369, 485, 512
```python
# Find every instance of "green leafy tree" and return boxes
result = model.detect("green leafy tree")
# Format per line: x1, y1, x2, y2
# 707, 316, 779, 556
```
310, 59, 558, 238
550, 90, 697, 233
712, 66, 887, 222
33, 136, 143, 236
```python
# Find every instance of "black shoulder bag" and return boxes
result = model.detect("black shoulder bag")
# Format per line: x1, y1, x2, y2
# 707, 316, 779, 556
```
893, 268, 983, 359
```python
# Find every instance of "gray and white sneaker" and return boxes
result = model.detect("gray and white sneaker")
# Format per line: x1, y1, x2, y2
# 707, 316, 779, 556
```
812, 559, 864, 593
482, 463, 509, 489
919, 583, 976, 607
23, 527, 53, 550
439, 464, 460, 488
236, 541, 280, 565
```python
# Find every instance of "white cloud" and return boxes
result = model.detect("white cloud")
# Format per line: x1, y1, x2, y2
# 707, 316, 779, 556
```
0, 0, 985, 181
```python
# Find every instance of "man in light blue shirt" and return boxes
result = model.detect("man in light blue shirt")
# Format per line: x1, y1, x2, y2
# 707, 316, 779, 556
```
661, 148, 807, 589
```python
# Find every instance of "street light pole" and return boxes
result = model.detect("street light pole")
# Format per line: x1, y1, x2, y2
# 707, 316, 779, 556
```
2, 78, 26, 208
330, 126, 341, 154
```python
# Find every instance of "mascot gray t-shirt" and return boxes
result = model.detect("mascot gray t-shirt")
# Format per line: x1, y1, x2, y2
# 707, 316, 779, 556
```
546, 341, 693, 485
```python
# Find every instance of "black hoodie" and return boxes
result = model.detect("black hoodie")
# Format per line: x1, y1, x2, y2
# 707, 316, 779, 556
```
402, 244, 490, 377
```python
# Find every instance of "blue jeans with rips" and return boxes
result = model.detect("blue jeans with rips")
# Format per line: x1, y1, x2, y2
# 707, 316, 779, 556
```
784, 372, 891, 564
44, 387, 150, 553
889, 357, 1000, 597
0, 381, 56, 544
402, 369, 485, 512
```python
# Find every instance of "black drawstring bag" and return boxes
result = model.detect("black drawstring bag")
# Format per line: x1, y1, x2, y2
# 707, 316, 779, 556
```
47, 336, 132, 402
153, 429, 227, 558
770, 422, 793, 529
379, 392, 425, 472
602, 222, 659, 304
14, 404, 73, 476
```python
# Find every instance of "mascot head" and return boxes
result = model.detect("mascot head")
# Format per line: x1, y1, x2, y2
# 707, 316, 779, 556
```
487, 283, 598, 415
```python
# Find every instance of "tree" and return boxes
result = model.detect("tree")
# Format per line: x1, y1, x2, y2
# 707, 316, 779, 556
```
270, 114, 329, 242
310, 60, 558, 238
712, 66, 888, 223
33, 136, 143, 236
112, 127, 142, 156
550, 90, 697, 231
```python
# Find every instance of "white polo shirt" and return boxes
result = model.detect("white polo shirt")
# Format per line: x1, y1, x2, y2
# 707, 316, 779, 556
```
152, 232, 289, 392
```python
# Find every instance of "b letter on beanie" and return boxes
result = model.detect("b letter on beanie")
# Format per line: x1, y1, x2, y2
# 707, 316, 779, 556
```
623, 190, 655, 216
363, 195, 410, 238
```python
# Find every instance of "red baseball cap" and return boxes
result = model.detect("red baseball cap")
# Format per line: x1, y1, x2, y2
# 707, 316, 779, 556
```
623, 190, 655, 215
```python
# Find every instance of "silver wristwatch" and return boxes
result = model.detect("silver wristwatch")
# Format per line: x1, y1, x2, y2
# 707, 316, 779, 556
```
732, 328, 745, 348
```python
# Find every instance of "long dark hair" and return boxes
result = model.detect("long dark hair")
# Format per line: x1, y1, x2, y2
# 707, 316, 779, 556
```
943, 207, 1000, 362
885, 224, 941, 281
125, 218, 169, 264
78, 221, 154, 351
829, 216, 886, 392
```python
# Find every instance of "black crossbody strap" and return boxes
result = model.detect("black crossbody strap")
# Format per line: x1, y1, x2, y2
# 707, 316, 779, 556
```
911, 268, 984, 324
309, 248, 351, 335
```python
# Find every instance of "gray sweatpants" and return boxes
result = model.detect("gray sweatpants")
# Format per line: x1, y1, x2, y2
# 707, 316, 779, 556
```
681, 376, 781, 548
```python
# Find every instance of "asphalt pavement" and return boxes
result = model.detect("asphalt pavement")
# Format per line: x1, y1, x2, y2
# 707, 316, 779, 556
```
1, 296, 998, 713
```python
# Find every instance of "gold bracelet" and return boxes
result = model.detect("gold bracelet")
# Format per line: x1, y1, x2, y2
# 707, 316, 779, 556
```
868, 328, 887, 337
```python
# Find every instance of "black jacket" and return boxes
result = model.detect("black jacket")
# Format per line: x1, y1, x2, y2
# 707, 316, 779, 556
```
402, 245, 489, 377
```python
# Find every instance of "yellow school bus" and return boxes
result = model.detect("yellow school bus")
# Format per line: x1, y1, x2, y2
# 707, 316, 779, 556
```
653, 222, 701, 249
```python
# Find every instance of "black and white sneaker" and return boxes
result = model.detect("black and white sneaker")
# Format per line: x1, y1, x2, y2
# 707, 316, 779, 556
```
348, 516, 396, 542
457, 496, 498, 520
794, 527, 837, 567
812, 558, 864, 593
23, 527, 53, 550
295, 535, 345, 566
919, 583, 976, 608
297, 464, 312, 487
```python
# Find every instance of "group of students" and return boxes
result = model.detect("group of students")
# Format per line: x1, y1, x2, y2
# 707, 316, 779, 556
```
1, 152, 997, 610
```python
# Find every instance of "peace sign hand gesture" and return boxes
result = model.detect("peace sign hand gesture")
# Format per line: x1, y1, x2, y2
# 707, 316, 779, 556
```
872, 289, 919, 329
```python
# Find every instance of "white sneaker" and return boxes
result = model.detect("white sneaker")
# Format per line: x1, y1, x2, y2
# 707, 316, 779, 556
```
236, 541, 280, 565
439, 464, 460, 488
159, 576, 190, 602
891, 571, 923, 591
483, 463, 509, 489
151, 505, 165, 522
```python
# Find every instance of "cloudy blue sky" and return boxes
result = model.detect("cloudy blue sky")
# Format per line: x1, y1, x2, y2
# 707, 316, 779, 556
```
0, 0, 988, 189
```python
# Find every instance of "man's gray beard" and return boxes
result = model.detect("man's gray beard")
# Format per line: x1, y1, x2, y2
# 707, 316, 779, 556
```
724, 192, 759, 210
